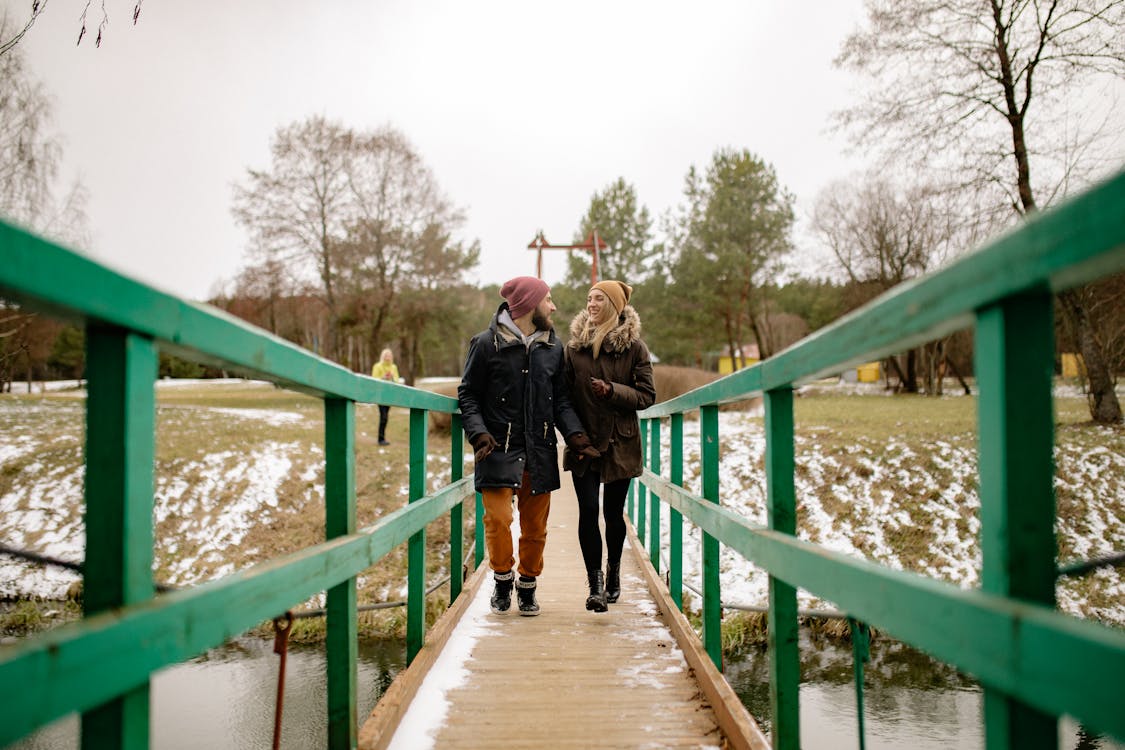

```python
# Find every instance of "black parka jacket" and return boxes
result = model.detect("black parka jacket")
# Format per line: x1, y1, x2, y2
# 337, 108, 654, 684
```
563, 306, 656, 482
458, 302, 585, 495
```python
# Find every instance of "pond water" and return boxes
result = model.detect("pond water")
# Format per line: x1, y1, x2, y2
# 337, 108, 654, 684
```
11, 632, 1122, 749
726, 631, 1123, 750
10, 638, 404, 750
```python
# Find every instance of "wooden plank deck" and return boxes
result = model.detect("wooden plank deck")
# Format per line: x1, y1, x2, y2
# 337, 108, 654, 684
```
359, 472, 769, 750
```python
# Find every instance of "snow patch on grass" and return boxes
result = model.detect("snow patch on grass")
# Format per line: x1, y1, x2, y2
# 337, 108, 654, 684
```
657, 410, 1123, 627
156, 443, 298, 585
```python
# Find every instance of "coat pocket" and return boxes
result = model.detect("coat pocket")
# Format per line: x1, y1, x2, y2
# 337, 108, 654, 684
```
615, 417, 638, 439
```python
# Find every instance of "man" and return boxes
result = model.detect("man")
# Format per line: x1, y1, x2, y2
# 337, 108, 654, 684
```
458, 276, 599, 615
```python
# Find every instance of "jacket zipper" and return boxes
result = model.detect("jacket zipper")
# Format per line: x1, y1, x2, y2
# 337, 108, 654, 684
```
504, 423, 512, 452
543, 422, 548, 439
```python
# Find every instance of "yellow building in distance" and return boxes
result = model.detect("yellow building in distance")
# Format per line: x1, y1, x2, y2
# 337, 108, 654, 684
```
717, 344, 759, 375
716, 343, 881, 384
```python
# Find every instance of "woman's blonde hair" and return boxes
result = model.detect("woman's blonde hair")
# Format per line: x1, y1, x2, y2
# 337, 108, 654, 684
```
588, 297, 620, 359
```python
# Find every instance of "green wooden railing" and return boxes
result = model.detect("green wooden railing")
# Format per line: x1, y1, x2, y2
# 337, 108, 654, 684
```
2, 170, 1124, 750
0, 220, 484, 749
633, 169, 1125, 750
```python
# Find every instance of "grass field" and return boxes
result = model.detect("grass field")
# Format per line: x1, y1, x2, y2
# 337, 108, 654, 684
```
1, 378, 1122, 641
0, 381, 462, 640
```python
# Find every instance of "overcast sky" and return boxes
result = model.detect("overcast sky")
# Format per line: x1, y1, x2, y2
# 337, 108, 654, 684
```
9, 0, 869, 300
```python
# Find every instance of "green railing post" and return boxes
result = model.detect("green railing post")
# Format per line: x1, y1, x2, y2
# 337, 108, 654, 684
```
450, 414, 464, 604
700, 404, 722, 669
649, 418, 662, 571
848, 618, 871, 750
626, 476, 636, 523
670, 413, 684, 610
976, 289, 1058, 750
765, 387, 799, 750
637, 418, 648, 546
81, 326, 157, 750
325, 398, 357, 749
407, 408, 428, 665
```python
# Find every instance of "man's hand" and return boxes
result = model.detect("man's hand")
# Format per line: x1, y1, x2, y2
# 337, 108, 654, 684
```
589, 377, 612, 399
566, 432, 601, 460
470, 433, 498, 462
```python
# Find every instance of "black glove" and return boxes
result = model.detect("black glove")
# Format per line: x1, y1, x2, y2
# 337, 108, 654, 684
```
470, 432, 498, 462
566, 432, 601, 460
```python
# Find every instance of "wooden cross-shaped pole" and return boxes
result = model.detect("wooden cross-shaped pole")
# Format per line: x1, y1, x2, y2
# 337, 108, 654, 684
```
526, 230, 607, 286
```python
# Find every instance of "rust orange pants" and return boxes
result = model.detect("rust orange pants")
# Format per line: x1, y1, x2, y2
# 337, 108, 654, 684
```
481, 471, 551, 578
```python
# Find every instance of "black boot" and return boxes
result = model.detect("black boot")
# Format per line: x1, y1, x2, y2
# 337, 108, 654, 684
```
605, 563, 621, 604
516, 575, 540, 616
490, 570, 514, 614
586, 570, 608, 612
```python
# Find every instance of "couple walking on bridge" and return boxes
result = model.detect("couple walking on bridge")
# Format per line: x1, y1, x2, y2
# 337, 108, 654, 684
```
457, 275, 655, 616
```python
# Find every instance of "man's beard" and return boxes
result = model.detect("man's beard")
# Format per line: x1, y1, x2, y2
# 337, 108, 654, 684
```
531, 310, 553, 331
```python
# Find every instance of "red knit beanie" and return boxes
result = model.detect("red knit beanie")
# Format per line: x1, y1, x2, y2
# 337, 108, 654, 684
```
500, 276, 550, 320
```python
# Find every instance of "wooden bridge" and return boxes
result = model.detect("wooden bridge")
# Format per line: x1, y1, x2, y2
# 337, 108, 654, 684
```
1, 169, 1124, 750
359, 484, 767, 749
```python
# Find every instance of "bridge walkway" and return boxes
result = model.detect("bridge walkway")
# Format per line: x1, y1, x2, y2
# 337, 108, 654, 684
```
359, 471, 768, 749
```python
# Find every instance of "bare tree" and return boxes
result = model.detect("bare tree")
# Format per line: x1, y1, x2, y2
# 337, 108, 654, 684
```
336, 127, 468, 369
1, 1, 146, 56
232, 117, 474, 368
814, 178, 952, 288
813, 176, 959, 392
755, 310, 810, 358
232, 117, 362, 361
1, 34, 89, 393
0, 22, 55, 224
222, 248, 308, 339
0, 306, 31, 392
836, 0, 1125, 421
0, 302, 63, 392
1060, 272, 1125, 418
0, 37, 89, 241
1084, 273, 1125, 378
0, 3, 48, 57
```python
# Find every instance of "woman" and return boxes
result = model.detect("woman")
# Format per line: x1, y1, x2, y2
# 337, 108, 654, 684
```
371, 348, 401, 446
563, 279, 656, 612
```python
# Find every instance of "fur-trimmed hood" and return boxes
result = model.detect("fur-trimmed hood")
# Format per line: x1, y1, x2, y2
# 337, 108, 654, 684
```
567, 306, 642, 354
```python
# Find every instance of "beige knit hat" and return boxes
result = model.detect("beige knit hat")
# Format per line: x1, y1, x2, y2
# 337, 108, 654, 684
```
590, 280, 632, 314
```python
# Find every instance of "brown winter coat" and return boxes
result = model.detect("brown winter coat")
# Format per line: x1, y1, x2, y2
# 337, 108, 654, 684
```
563, 306, 656, 482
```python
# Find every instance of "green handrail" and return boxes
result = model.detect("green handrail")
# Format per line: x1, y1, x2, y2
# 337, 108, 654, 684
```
635, 168, 1125, 750
0, 218, 476, 749
648, 417, 661, 571
669, 412, 684, 610
3, 167, 1124, 748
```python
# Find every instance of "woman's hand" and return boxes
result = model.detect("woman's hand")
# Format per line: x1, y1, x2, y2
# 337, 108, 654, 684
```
590, 377, 612, 399
565, 432, 601, 460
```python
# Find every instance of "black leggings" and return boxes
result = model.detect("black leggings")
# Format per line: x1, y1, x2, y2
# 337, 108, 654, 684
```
572, 469, 631, 574
378, 405, 390, 439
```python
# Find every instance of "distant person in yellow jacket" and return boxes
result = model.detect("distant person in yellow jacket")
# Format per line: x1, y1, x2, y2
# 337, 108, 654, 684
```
371, 348, 401, 446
